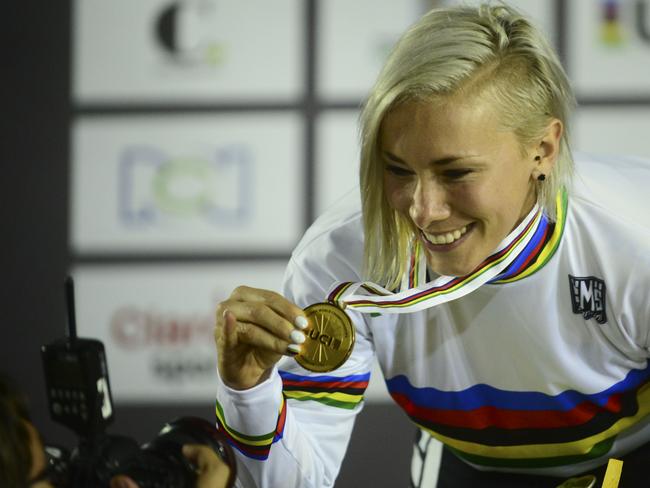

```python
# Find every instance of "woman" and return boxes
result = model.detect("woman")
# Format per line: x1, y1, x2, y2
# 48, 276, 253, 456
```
215, 4, 650, 487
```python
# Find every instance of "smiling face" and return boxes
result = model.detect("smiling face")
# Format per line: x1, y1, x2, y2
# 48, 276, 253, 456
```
380, 99, 552, 277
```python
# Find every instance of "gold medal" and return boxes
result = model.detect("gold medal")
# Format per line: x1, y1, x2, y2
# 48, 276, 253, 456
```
295, 302, 355, 373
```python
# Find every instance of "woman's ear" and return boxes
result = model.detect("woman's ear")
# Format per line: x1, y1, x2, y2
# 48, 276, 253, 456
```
536, 118, 563, 173
531, 118, 563, 180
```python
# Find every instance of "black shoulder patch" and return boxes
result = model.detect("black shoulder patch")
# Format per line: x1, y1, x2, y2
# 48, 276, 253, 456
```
568, 275, 607, 324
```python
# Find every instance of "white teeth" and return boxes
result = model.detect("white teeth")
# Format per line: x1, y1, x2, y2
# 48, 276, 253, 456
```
423, 225, 468, 245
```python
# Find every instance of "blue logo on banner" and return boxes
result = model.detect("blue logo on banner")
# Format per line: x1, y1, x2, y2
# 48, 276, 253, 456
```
118, 144, 253, 227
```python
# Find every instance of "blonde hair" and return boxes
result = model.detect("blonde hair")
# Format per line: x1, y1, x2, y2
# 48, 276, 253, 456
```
359, 3, 575, 289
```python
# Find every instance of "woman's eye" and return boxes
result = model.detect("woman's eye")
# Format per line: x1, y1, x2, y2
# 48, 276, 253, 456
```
444, 169, 472, 180
385, 165, 413, 177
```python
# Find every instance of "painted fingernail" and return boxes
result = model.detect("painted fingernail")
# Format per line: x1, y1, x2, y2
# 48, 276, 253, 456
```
287, 344, 301, 355
290, 330, 306, 344
294, 316, 308, 329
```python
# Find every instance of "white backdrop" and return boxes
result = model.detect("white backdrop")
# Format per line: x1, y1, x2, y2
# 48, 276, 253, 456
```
71, 113, 303, 253
73, 0, 303, 102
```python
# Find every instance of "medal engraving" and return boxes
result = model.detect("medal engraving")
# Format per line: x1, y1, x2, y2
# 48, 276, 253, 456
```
295, 303, 355, 373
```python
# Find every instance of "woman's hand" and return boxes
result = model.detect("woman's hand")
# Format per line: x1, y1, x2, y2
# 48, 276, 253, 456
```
215, 286, 308, 390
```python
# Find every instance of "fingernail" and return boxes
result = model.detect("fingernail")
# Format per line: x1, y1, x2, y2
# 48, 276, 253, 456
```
294, 316, 308, 329
290, 330, 306, 344
287, 344, 301, 355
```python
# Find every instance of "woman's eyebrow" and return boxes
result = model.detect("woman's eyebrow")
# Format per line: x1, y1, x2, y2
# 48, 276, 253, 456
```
383, 151, 477, 166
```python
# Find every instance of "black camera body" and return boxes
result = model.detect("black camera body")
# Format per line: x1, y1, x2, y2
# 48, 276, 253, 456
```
42, 337, 114, 439
40, 277, 236, 487
57, 416, 235, 488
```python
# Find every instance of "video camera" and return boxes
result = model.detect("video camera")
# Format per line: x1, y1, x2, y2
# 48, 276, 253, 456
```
39, 277, 236, 487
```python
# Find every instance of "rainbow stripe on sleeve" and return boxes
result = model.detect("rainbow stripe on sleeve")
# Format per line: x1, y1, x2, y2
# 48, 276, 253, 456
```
280, 371, 370, 410
214, 372, 369, 460
215, 396, 287, 460
386, 361, 650, 469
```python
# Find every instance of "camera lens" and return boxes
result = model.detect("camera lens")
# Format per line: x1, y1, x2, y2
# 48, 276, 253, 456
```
122, 416, 237, 488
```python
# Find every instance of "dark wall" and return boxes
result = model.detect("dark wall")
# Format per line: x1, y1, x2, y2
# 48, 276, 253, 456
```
3, 0, 73, 445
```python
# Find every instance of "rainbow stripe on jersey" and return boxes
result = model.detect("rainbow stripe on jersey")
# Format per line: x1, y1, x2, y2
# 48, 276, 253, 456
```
386, 361, 650, 469
491, 189, 567, 284
215, 396, 287, 460
216, 372, 369, 460
280, 371, 370, 410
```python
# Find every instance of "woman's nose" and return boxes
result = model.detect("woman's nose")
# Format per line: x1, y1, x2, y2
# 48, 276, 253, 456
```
408, 179, 451, 228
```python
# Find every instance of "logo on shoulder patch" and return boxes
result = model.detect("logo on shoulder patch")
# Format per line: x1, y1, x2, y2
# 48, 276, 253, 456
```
568, 275, 607, 324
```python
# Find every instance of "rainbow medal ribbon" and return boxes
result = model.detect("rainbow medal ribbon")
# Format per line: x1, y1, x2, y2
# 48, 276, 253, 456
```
295, 204, 545, 372
329, 203, 543, 314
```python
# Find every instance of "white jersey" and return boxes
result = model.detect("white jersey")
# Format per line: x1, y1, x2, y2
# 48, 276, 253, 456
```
215, 153, 650, 487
